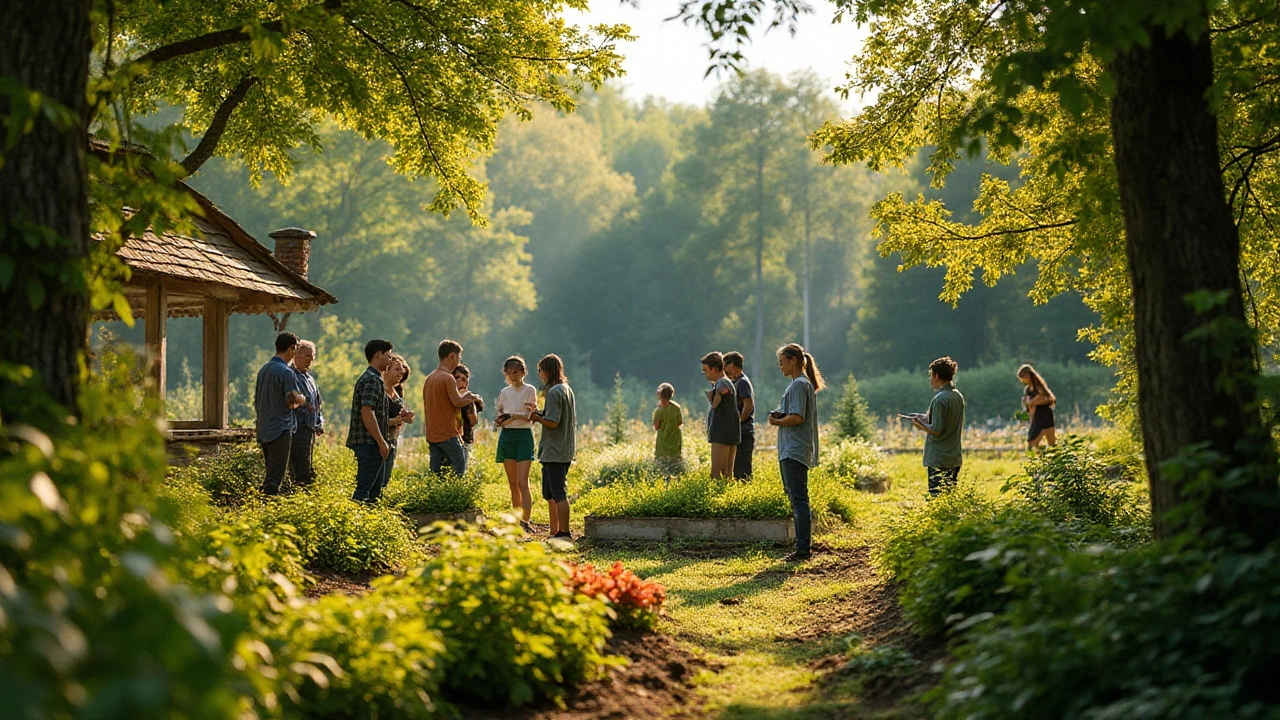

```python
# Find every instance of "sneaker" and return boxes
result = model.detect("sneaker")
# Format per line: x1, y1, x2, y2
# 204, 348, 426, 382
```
783, 550, 811, 562
519, 520, 535, 533
552, 531, 574, 540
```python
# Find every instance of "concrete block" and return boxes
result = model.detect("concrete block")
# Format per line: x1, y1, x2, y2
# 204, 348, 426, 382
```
584, 516, 794, 542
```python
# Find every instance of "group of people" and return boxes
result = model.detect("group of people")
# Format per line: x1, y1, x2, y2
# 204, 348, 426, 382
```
252, 328, 1055, 560
649, 344, 825, 561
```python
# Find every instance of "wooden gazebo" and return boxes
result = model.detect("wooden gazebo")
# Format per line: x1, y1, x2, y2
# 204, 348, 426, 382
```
101, 176, 337, 447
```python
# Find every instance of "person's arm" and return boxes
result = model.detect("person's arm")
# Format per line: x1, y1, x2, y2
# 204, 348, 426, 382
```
362, 405, 389, 456
532, 388, 561, 429
446, 376, 476, 408
915, 398, 947, 435
739, 396, 754, 423
314, 382, 325, 434
653, 408, 661, 432
769, 383, 807, 427
710, 380, 731, 409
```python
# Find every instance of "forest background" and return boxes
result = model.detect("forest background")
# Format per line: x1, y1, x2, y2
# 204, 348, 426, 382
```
106, 71, 1109, 432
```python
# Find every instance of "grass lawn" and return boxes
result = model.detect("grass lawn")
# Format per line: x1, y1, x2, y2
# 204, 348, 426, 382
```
553, 450, 1032, 718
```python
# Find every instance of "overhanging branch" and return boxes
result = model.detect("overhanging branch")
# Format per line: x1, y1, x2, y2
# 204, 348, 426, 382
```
181, 75, 259, 175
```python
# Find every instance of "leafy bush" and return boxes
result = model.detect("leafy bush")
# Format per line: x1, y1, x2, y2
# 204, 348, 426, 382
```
1011, 436, 1149, 535
566, 561, 668, 630
880, 488, 1076, 636
575, 442, 666, 488
576, 464, 853, 526
934, 542, 1280, 720
412, 523, 616, 706
173, 441, 264, 507
834, 372, 876, 441
382, 468, 485, 514
839, 634, 917, 677
822, 437, 891, 490
859, 361, 1113, 425
0, 360, 256, 718
270, 587, 449, 719
258, 485, 417, 573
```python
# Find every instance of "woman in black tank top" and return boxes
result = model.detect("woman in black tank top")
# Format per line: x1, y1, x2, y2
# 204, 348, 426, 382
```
1017, 364, 1056, 449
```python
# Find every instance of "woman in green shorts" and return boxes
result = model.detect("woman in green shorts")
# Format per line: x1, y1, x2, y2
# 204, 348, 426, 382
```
495, 356, 538, 530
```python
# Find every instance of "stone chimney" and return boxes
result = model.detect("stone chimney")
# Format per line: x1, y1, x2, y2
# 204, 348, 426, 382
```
269, 227, 315, 280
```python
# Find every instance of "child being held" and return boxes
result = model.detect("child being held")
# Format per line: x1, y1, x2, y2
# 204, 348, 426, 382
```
652, 383, 684, 475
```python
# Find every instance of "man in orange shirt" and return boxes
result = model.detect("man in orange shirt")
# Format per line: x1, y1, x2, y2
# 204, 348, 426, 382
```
422, 339, 480, 478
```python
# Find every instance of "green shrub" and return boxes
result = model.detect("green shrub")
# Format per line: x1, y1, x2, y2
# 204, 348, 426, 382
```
1011, 435, 1149, 537
822, 437, 891, 489
271, 587, 449, 719
382, 468, 484, 514
173, 441, 264, 507
412, 523, 615, 706
934, 542, 1280, 720
880, 488, 1075, 636
575, 442, 667, 488
259, 486, 417, 573
859, 361, 1114, 425
834, 372, 876, 441
576, 463, 852, 525
0, 360, 255, 718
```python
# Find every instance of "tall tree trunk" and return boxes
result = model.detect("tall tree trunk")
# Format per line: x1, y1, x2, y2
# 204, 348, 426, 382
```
753, 151, 766, 380
803, 203, 811, 350
0, 0, 93, 420
1110, 19, 1280, 545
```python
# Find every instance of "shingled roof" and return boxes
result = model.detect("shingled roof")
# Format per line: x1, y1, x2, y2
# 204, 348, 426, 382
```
115, 186, 337, 317
89, 138, 336, 318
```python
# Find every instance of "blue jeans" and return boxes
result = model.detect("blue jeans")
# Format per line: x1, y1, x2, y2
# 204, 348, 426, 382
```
352, 442, 387, 503
429, 437, 468, 478
779, 458, 812, 553
372, 445, 397, 498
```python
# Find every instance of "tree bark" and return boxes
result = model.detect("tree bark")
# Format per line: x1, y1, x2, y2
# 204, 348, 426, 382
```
753, 149, 766, 380
1109, 20, 1280, 545
0, 0, 93, 419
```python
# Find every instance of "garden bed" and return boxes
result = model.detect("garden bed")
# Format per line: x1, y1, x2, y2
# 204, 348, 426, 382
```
405, 509, 484, 529
585, 515, 795, 542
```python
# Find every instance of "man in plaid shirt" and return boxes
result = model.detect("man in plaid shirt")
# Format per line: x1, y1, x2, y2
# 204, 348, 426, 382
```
348, 338, 394, 502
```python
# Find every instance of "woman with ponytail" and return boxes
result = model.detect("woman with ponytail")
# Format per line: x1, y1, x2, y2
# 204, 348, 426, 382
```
1017, 364, 1056, 449
768, 343, 825, 562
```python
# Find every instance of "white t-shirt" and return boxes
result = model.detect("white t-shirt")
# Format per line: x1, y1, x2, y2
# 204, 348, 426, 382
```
497, 384, 538, 429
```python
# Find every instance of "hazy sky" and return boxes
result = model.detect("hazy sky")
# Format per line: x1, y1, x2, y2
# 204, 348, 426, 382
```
568, 1, 870, 109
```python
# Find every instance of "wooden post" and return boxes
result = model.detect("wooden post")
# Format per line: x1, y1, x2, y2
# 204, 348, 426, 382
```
143, 282, 167, 398
202, 297, 229, 429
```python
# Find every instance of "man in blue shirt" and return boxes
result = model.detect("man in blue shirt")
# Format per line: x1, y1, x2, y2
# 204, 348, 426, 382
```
254, 332, 306, 495
289, 339, 324, 490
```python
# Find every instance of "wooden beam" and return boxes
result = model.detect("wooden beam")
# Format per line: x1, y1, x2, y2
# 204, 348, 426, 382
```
202, 297, 230, 429
144, 282, 167, 399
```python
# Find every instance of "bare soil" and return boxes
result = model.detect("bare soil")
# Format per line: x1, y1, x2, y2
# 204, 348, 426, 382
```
460, 630, 709, 720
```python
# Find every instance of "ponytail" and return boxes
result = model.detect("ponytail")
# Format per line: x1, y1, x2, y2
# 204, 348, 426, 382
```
776, 343, 826, 392
803, 352, 826, 392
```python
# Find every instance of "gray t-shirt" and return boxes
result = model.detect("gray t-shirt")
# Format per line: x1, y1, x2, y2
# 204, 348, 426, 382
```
775, 376, 819, 467
538, 383, 576, 463
922, 384, 965, 468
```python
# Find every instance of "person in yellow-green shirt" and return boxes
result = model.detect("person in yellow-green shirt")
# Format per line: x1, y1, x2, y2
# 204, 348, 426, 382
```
653, 383, 683, 474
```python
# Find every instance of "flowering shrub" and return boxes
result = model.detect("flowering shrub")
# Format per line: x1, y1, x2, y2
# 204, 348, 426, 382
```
566, 561, 667, 630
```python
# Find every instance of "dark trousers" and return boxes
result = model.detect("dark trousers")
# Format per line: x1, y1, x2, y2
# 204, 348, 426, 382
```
779, 458, 812, 553
927, 466, 961, 497
352, 442, 387, 503
429, 437, 468, 478
733, 432, 755, 479
288, 426, 316, 490
373, 445, 397, 498
261, 432, 293, 495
